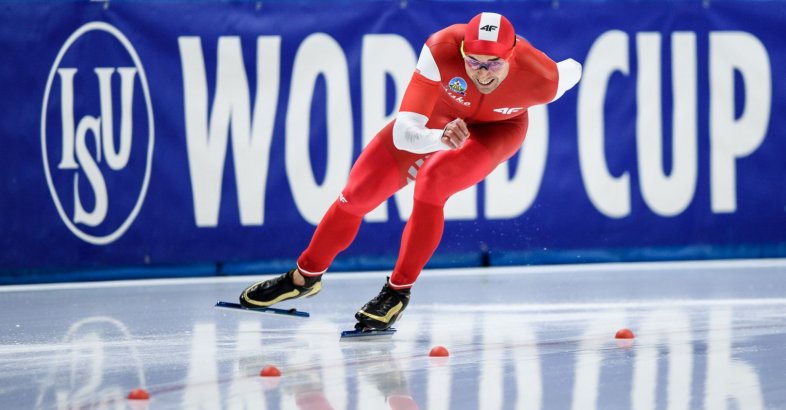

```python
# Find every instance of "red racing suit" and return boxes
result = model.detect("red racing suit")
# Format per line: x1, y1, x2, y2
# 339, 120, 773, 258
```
297, 24, 579, 288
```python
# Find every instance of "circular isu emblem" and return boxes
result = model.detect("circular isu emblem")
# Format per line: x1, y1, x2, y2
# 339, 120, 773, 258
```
40, 22, 154, 245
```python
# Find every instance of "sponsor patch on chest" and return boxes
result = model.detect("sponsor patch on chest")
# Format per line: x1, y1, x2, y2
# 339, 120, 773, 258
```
443, 77, 472, 107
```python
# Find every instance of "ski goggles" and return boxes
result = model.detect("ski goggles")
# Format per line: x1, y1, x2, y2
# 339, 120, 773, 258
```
460, 41, 509, 72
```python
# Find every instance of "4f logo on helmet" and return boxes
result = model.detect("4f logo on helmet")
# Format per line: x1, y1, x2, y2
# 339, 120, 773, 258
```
479, 25, 498, 32
41, 22, 154, 245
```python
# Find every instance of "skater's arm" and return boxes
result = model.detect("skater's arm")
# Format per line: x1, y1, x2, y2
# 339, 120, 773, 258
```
392, 45, 451, 154
550, 58, 582, 102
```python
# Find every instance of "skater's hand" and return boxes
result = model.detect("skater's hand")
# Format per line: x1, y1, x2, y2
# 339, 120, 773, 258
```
441, 118, 469, 149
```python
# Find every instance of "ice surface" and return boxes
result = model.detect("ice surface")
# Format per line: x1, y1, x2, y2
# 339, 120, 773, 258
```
1, 259, 785, 409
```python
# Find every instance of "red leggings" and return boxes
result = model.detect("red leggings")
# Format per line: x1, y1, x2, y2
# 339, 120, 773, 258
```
297, 115, 528, 288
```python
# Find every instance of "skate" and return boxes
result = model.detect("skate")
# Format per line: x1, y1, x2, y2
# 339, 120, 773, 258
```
215, 301, 310, 318
239, 269, 322, 308
354, 278, 410, 331
340, 322, 397, 340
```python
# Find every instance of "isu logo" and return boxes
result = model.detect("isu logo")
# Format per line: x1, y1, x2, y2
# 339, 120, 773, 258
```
41, 22, 154, 245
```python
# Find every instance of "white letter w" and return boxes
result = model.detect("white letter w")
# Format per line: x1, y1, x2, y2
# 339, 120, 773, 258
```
178, 36, 280, 227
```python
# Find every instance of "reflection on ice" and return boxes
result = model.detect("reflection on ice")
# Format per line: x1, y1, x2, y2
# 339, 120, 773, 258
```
705, 308, 763, 410
173, 304, 771, 410
34, 317, 146, 410
14, 304, 777, 410
2, 263, 784, 409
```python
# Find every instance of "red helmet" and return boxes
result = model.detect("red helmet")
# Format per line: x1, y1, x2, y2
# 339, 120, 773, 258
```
463, 12, 516, 58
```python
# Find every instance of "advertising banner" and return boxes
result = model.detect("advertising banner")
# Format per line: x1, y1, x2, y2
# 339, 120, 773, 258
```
1, 1, 784, 279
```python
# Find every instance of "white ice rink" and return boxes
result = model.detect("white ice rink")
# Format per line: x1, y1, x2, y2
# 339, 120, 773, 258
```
2, 259, 786, 409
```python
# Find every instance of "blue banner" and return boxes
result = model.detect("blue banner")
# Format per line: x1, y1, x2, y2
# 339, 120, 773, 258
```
1, 1, 785, 280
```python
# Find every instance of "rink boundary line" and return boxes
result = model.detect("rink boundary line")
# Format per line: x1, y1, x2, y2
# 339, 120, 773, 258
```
429, 298, 786, 313
2, 257, 785, 293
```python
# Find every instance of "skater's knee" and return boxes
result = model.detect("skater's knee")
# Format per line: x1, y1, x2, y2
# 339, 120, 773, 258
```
413, 172, 453, 206
336, 187, 382, 216
340, 169, 401, 216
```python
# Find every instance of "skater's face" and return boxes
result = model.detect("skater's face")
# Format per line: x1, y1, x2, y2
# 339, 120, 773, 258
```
462, 53, 510, 94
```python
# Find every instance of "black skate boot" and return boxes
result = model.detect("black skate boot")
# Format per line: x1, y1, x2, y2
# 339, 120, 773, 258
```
240, 269, 322, 308
355, 279, 410, 330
